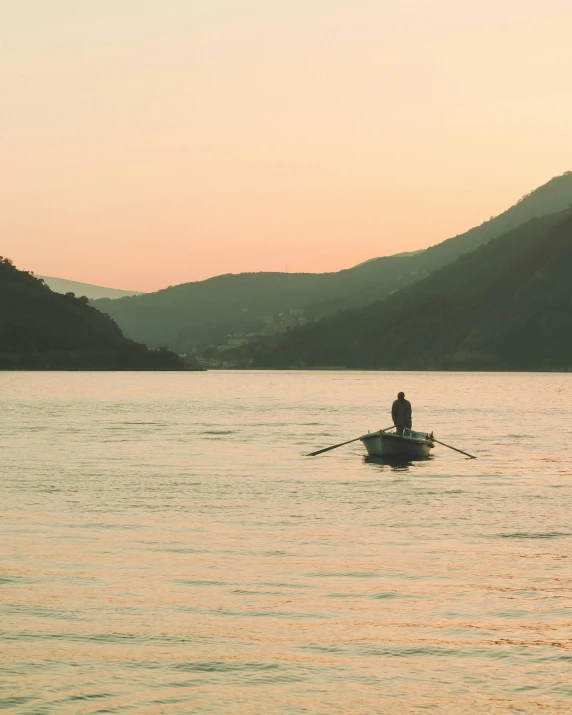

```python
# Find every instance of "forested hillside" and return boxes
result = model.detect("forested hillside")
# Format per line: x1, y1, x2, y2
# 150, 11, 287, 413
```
0, 259, 193, 370
94, 172, 572, 355
245, 210, 572, 371
93, 254, 426, 355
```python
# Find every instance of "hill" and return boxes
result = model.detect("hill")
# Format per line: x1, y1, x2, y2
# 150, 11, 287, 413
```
38, 275, 144, 300
0, 258, 196, 370
92, 258, 435, 356
246, 210, 572, 371
93, 172, 572, 356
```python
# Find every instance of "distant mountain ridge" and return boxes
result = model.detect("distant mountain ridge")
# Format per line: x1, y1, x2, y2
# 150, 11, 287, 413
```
39, 275, 145, 300
92, 172, 572, 358
246, 209, 572, 371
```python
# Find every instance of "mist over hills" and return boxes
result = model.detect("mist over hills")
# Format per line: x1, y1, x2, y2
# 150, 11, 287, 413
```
0, 259, 193, 370
93, 172, 572, 360
39, 275, 144, 300
245, 210, 572, 371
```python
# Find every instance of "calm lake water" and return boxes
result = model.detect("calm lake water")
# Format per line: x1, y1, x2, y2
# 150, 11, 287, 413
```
1, 371, 572, 714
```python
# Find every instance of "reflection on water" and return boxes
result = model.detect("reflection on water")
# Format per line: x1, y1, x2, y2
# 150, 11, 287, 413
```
363, 455, 431, 471
1, 370, 572, 714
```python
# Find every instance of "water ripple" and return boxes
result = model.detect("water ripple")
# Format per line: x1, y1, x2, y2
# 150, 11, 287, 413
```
1, 370, 572, 714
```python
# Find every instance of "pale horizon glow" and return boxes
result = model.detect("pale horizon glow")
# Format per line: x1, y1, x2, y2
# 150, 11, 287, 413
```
2, 0, 572, 291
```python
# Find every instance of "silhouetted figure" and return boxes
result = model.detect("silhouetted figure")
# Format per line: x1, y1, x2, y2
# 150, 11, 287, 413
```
392, 392, 412, 435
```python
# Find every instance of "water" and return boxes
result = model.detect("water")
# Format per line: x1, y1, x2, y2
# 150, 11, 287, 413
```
1, 370, 571, 714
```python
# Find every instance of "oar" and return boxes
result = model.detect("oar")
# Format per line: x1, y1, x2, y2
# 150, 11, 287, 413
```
307, 426, 394, 457
433, 437, 476, 459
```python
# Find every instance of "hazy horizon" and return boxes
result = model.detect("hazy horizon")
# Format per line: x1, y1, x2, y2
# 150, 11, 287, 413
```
3, 1, 572, 291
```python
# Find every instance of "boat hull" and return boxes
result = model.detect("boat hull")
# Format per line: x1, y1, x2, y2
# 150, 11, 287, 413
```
360, 430, 433, 459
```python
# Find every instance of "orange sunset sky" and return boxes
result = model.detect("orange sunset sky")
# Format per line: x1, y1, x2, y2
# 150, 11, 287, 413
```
2, 0, 572, 292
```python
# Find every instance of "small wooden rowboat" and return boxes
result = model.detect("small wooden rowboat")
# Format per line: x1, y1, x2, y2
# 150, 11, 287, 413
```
360, 428, 434, 459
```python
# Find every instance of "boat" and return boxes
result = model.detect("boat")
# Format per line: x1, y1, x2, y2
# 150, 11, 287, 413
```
360, 428, 434, 459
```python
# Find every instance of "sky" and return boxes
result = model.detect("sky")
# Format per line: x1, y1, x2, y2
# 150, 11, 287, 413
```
2, 0, 572, 291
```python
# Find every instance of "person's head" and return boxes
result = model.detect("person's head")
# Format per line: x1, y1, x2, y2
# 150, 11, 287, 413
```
397, 391, 405, 400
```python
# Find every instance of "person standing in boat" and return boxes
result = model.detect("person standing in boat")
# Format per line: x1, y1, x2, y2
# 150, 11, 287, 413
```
392, 392, 412, 435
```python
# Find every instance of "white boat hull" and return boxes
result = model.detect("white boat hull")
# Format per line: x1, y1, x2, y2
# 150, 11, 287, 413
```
360, 429, 433, 459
